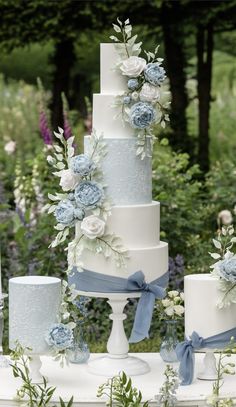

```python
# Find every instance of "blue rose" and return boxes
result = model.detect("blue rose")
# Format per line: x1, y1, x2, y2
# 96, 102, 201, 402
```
54, 199, 75, 225
127, 78, 139, 90
130, 102, 156, 129
144, 63, 166, 86
45, 323, 74, 351
218, 257, 236, 283
123, 96, 131, 105
74, 181, 103, 209
70, 154, 95, 177
74, 207, 85, 221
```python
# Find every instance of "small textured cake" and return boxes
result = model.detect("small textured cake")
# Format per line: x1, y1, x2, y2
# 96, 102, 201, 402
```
184, 274, 236, 338
73, 43, 168, 284
9, 276, 61, 354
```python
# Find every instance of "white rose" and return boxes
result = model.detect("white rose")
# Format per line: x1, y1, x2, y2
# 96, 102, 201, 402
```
81, 215, 105, 240
161, 298, 171, 307
168, 290, 179, 298
180, 292, 184, 301
4, 140, 16, 154
140, 83, 160, 102
173, 305, 185, 316
218, 210, 233, 226
164, 306, 174, 316
120, 56, 146, 77
59, 169, 80, 191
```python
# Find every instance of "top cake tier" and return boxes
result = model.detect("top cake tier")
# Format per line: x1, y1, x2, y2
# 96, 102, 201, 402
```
100, 43, 126, 94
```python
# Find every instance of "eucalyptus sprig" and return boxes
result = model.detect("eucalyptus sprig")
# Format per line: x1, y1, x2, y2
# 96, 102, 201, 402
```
10, 342, 74, 407
97, 371, 149, 407
110, 18, 142, 59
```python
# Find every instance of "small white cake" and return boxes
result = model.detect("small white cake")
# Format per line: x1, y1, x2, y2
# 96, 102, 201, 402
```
9, 276, 61, 354
185, 274, 236, 338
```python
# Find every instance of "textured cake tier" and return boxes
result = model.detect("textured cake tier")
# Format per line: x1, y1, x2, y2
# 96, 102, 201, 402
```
93, 94, 134, 139
79, 242, 168, 283
185, 274, 236, 338
100, 43, 126, 94
76, 202, 160, 249
84, 136, 152, 205
9, 276, 61, 354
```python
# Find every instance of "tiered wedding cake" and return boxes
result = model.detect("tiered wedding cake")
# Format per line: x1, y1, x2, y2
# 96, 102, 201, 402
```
74, 43, 168, 284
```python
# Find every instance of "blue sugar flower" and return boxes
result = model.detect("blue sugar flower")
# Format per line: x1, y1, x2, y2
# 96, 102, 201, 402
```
127, 78, 139, 90
74, 181, 103, 209
45, 323, 74, 351
123, 96, 131, 105
54, 199, 75, 225
74, 207, 85, 221
218, 257, 236, 283
144, 63, 166, 86
70, 154, 95, 177
130, 102, 156, 129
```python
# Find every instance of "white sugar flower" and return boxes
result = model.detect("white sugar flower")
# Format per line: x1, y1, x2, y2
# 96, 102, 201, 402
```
59, 169, 80, 192
81, 215, 105, 240
4, 140, 16, 154
120, 56, 146, 77
140, 83, 160, 102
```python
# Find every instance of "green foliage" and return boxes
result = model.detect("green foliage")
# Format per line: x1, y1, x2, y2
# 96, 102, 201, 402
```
156, 365, 179, 407
10, 342, 74, 407
97, 371, 149, 407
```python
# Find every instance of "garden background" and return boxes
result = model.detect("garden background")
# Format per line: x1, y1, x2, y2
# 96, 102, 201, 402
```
0, 0, 236, 352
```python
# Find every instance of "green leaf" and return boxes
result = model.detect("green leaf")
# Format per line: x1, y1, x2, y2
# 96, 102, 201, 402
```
113, 24, 121, 33
213, 238, 222, 249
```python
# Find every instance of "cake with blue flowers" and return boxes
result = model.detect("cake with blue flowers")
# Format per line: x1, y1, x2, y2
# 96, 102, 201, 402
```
70, 40, 168, 284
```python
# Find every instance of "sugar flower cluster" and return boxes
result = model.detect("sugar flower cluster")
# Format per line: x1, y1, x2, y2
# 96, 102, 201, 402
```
45, 127, 128, 272
111, 18, 170, 159
210, 225, 236, 308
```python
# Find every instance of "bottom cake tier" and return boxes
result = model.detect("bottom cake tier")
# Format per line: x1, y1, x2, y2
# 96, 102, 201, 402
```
185, 274, 236, 338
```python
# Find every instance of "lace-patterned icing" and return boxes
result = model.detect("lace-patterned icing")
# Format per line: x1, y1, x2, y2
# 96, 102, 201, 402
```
84, 137, 152, 205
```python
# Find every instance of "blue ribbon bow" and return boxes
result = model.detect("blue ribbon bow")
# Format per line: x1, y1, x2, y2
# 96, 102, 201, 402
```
176, 327, 236, 385
68, 268, 168, 343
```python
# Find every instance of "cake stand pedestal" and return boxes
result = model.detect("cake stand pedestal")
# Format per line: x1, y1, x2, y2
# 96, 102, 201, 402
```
197, 350, 217, 381
76, 290, 150, 377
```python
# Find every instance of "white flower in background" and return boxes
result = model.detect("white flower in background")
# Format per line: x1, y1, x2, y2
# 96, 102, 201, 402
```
180, 292, 185, 301
218, 210, 233, 226
81, 215, 105, 240
173, 305, 185, 316
140, 83, 160, 102
164, 306, 174, 317
59, 169, 80, 192
120, 56, 146, 77
168, 290, 179, 298
162, 298, 172, 307
4, 140, 16, 154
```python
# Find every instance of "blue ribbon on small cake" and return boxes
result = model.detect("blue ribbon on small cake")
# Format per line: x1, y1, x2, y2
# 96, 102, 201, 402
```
176, 327, 236, 386
69, 269, 169, 343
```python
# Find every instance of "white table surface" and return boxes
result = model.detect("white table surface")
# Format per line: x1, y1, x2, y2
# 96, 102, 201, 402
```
0, 353, 236, 406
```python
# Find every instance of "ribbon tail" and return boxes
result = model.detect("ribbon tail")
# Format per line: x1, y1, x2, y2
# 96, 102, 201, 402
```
176, 343, 195, 386
129, 292, 155, 343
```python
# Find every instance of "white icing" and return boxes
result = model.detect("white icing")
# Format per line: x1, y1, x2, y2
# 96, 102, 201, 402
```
93, 94, 134, 139
184, 274, 236, 338
76, 202, 160, 249
84, 136, 152, 205
100, 43, 126, 94
9, 276, 61, 354
80, 242, 168, 283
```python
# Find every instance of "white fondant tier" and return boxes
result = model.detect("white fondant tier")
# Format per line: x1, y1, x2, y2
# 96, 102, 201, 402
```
84, 136, 152, 205
184, 274, 236, 339
79, 242, 168, 283
100, 43, 126, 94
9, 276, 61, 354
93, 94, 134, 139
76, 202, 160, 248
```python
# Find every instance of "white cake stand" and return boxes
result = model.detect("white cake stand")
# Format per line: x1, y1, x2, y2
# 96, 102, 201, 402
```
76, 290, 150, 377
